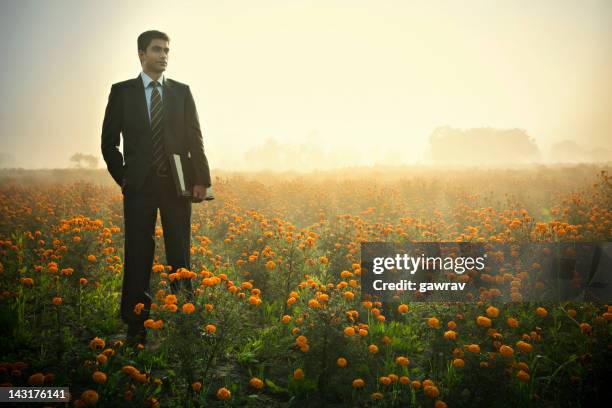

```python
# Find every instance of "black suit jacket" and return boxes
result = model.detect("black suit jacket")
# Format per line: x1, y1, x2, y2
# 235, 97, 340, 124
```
101, 74, 212, 193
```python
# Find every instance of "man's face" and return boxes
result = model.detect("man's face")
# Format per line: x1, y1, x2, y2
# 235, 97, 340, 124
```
139, 38, 169, 73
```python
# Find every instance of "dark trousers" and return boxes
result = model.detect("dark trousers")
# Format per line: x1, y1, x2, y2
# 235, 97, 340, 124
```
120, 164, 193, 326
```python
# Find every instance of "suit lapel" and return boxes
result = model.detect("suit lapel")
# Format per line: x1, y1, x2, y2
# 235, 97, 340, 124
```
131, 74, 152, 134
162, 79, 175, 149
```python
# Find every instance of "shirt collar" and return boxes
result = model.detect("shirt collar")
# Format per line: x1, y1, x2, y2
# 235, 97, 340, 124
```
140, 71, 164, 88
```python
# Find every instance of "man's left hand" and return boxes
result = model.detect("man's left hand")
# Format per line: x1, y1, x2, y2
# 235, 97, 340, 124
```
192, 185, 207, 201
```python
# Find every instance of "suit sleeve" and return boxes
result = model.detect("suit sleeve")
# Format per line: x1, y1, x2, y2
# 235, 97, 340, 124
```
185, 85, 212, 188
101, 84, 125, 187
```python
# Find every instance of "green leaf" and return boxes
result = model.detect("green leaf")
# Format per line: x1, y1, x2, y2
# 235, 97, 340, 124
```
265, 379, 288, 395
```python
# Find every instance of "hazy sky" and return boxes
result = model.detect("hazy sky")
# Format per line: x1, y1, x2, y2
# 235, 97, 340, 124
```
0, 0, 611, 170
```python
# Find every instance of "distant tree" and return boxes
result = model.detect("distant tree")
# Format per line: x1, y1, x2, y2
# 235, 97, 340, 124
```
427, 126, 541, 166
70, 153, 99, 169
550, 140, 612, 163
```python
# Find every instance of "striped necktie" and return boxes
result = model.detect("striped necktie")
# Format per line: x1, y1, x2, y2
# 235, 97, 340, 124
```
150, 80, 168, 174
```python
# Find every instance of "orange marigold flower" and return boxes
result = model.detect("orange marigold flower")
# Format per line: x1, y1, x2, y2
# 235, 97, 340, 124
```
192, 381, 202, 392
337, 357, 347, 367
96, 354, 108, 365
388, 374, 398, 383
319, 256, 329, 264
535, 307, 548, 317
435, 401, 448, 408
249, 377, 264, 389
343, 291, 355, 300
308, 299, 320, 308
379, 376, 391, 385
395, 356, 410, 366
122, 365, 139, 376
182, 303, 196, 314
152, 264, 165, 273
371, 392, 383, 400
476, 316, 492, 328
92, 371, 107, 384
80, 390, 99, 406
452, 358, 465, 368
134, 372, 147, 383
164, 294, 177, 305
52, 297, 62, 306
27, 373, 45, 386
443, 330, 457, 340
87, 255, 96, 262
47, 262, 59, 274
205, 324, 217, 334
398, 303, 409, 313
79, 278, 88, 285
61, 267, 74, 276
368, 344, 379, 354
507, 317, 519, 328
344, 327, 355, 336
424, 385, 440, 398
134, 303, 145, 315
486, 306, 499, 318
517, 369, 530, 382
281, 315, 292, 324
89, 337, 105, 350
265, 260, 276, 270
516, 340, 533, 353
216, 387, 231, 400
499, 345, 514, 357
466, 344, 481, 353
293, 368, 304, 379
352, 378, 365, 388
427, 317, 440, 329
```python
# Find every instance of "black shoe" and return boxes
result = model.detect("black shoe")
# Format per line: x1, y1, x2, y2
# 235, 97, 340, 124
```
126, 323, 147, 347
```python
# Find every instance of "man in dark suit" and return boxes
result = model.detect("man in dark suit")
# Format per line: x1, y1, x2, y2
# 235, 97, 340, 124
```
101, 30, 212, 346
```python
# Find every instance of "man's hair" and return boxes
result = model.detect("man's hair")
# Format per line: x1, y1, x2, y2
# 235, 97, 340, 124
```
137, 30, 170, 53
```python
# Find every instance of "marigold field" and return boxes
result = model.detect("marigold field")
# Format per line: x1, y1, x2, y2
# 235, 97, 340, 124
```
0, 165, 610, 407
